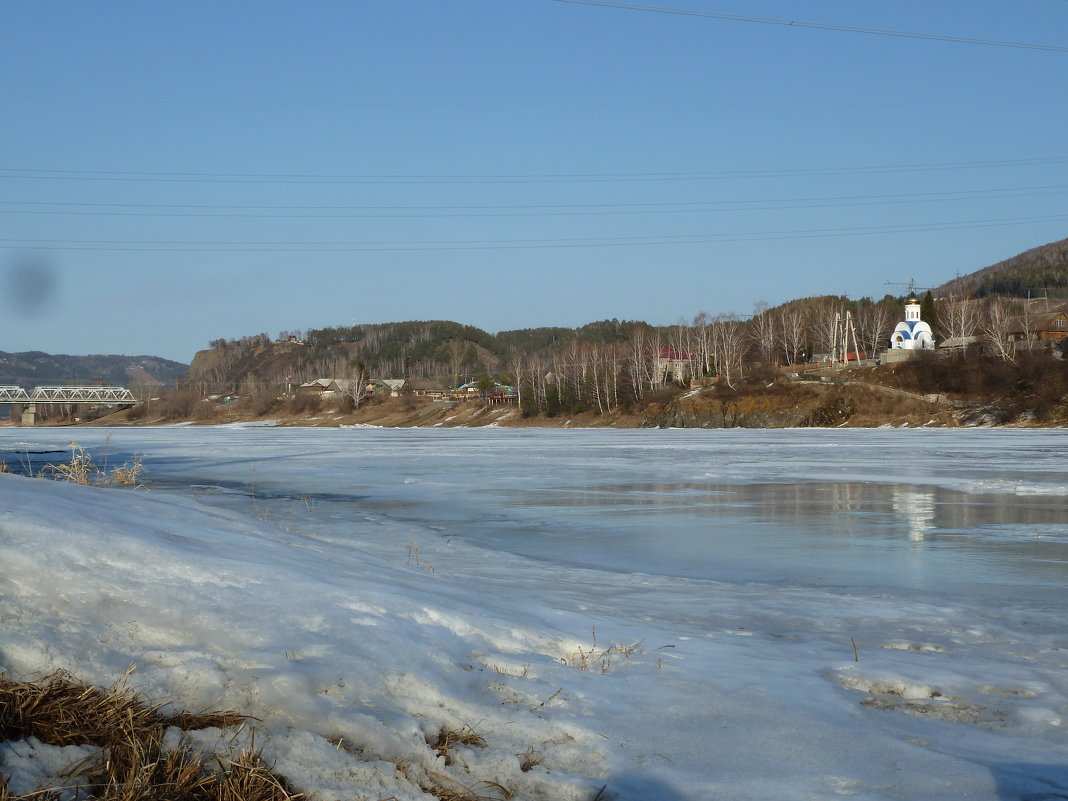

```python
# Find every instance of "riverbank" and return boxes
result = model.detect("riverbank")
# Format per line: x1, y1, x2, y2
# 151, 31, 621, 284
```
60, 375, 1061, 430
10, 352, 1067, 430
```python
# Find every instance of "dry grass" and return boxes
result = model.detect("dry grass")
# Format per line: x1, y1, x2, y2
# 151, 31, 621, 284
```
562, 628, 644, 673
106, 459, 146, 486
406, 727, 516, 801
0, 670, 303, 801
428, 726, 487, 766
526, 689, 562, 714
406, 541, 435, 573
39, 443, 98, 485
514, 746, 542, 773
422, 773, 512, 801
40, 443, 145, 489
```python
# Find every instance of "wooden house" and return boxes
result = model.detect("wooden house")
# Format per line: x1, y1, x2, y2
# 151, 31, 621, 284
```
1006, 311, 1068, 343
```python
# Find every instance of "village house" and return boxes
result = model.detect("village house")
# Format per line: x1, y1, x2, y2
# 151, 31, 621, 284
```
450, 380, 517, 403
482, 383, 518, 404
937, 335, 983, 353
655, 347, 697, 384
296, 378, 366, 400
453, 380, 483, 398
372, 379, 408, 397
296, 378, 335, 396
405, 378, 450, 398
1006, 311, 1068, 344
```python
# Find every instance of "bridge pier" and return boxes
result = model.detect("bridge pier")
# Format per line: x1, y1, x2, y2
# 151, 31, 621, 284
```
20, 404, 37, 427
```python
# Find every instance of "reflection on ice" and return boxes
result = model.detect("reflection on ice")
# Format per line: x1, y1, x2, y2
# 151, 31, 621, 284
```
474, 479, 1068, 595
893, 486, 935, 542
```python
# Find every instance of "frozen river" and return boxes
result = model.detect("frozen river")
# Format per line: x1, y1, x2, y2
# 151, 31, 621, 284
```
2, 426, 1067, 800
91, 426, 1068, 599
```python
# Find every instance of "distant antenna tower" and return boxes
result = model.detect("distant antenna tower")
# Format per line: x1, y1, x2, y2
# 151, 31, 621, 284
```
884, 278, 933, 298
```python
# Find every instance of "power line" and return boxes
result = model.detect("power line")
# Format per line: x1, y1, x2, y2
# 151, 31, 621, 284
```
3, 213, 1065, 252
1, 156, 1067, 185
2, 184, 1067, 219
553, 0, 1068, 53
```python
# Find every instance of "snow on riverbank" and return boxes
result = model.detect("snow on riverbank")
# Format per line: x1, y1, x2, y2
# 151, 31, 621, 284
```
2, 428, 1067, 800
1, 474, 617, 800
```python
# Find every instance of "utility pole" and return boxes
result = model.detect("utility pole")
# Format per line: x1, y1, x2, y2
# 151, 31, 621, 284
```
832, 311, 862, 365
844, 310, 860, 363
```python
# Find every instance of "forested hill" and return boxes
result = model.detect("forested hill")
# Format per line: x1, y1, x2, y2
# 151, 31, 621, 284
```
190, 319, 655, 391
0, 351, 188, 389
933, 236, 1068, 299
188, 236, 1068, 395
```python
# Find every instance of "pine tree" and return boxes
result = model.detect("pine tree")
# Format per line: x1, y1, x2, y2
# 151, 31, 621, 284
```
920, 291, 941, 335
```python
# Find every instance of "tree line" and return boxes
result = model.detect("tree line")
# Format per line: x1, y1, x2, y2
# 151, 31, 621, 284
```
178, 289, 1062, 421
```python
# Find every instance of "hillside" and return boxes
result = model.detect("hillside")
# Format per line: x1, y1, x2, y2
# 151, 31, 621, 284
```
92, 347, 1068, 431
933, 236, 1068, 299
0, 351, 188, 389
189, 319, 654, 393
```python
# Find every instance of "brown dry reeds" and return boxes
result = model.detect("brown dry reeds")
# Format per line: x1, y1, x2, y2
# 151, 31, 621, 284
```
514, 746, 542, 773
0, 670, 304, 801
422, 773, 512, 801
40, 443, 145, 489
561, 628, 644, 673
428, 726, 487, 766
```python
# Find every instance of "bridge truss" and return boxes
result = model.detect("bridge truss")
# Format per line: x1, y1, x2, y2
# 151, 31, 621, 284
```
0, 385, 136, 405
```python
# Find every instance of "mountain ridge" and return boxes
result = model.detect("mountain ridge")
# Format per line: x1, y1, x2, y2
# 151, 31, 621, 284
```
0, 351, 188, 389
933, 235, 1068, 298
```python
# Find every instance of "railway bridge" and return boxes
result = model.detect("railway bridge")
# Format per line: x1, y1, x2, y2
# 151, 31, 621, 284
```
0, 385, 137, 425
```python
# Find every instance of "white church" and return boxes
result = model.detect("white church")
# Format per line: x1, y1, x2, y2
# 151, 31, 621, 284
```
889, 292, 935, 351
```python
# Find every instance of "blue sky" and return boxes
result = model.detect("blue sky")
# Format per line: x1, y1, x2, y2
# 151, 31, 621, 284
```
2, 1, 1067, 363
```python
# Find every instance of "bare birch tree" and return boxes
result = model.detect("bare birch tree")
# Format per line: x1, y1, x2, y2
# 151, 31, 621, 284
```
627, 326, 650, 401
982, 298, 1017, 362
777, 306, 806, 366
940, 296, 980, 344
712, 315, 746, 387
691, 313, 714, 378
1017, 302, 1037, 353
855, 302, 893, 357
445, 339, 470, 388
808, 300, 845, 363
748, 302, 778, 367
648, 328, 664, 390
345, 361, 370, 410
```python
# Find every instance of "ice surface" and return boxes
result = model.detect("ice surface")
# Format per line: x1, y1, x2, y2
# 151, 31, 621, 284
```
1, 427, 1066, 800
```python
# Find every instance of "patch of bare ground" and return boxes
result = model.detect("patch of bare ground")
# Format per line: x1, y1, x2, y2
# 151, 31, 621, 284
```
642, 378, 823, 428
832, 385, 955, 428
836, 673, 1000, 726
